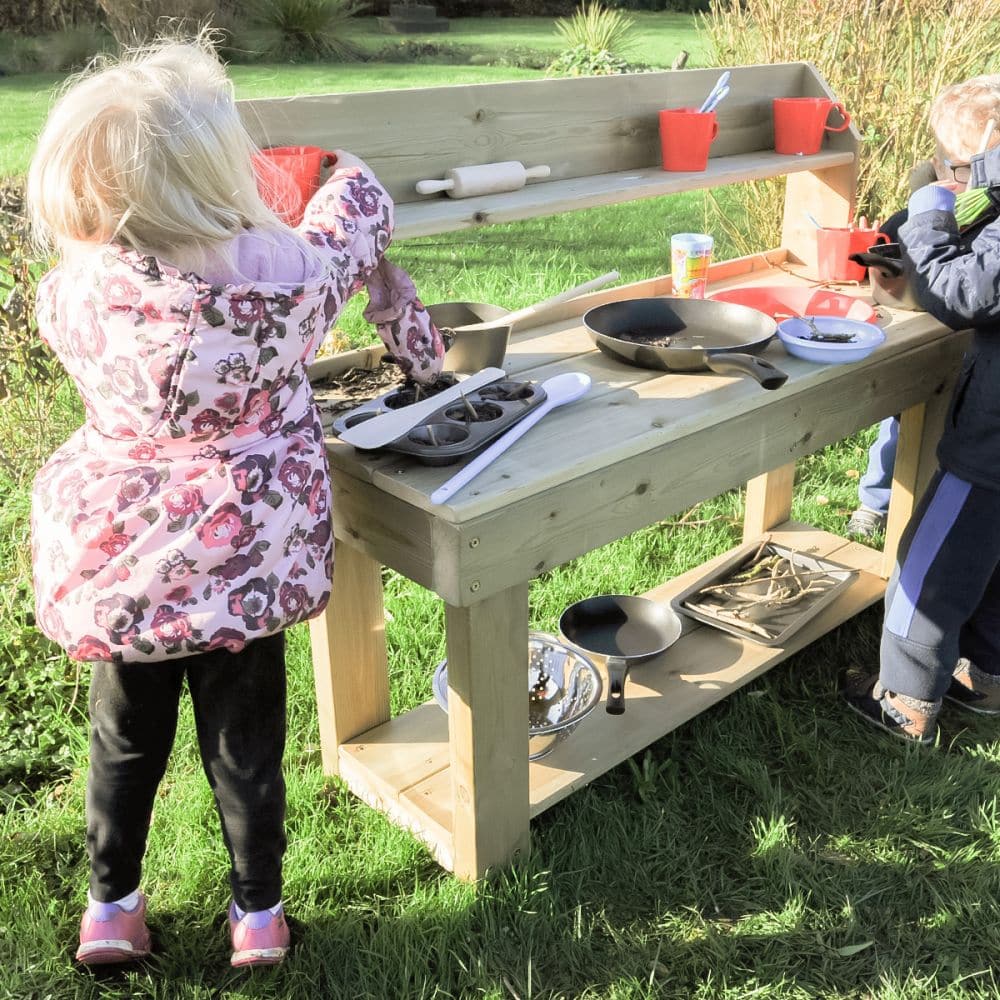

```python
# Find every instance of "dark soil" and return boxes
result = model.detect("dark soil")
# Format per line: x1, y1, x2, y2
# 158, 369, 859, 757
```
311, 364, 459, 428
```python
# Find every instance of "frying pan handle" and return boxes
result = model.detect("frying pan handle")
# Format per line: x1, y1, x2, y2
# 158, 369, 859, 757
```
605, 656, 628, 716
849, 251, 905, 278
703, 353, 788, 390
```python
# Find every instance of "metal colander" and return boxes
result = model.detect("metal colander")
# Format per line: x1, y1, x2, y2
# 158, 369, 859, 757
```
432, 632, 602, 760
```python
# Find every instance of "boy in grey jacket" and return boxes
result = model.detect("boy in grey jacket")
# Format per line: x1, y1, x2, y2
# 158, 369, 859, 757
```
844, 137, 1000, 744
847, 75, 1000, 540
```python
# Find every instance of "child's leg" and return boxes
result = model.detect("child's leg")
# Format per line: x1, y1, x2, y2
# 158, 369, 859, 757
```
857, 415, 899, 516
87, 659, 186, 901
186, 632, 287, 912
881, 471, 1000, 700
959, 558, 1000, 673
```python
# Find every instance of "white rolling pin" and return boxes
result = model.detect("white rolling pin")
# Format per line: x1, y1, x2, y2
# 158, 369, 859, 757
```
415, 161, 551, 198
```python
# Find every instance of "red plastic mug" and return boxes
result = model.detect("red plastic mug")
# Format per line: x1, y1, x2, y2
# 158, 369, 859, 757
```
773, 98, 851, 156
253, 145, 339, 226
659, 107, 719, 172
817, 228, 889, 283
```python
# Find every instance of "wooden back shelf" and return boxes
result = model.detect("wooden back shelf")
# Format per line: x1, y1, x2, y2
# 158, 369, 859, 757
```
238, 62, 858, 264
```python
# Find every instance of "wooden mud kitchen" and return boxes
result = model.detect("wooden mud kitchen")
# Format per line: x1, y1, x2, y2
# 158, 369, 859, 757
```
241, 64, 967, 879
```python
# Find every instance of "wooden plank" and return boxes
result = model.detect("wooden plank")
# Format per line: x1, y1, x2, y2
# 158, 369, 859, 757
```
336, 524, 884, 871
881, 376, 955, 578
394, 152, 855, 240
240, 64, 828, 209
332, 327, 965, 606
308, 539, 390, 776
743, 462, 796, 540
322, 252, 790, 482
331, 469, 461, 596
331, 267, 955, 521
338, 702, 454, 868
443, 585, 531, 879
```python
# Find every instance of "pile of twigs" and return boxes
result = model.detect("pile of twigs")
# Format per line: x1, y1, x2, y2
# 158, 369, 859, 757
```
684, 538, 847, 640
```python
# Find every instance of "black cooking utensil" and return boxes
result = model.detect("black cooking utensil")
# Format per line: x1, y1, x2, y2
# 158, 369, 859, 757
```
583, 297, 788, 390
559, 595, 682, 715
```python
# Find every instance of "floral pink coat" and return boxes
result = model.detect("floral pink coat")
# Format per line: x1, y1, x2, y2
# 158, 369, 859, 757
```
31, 167, 444, 663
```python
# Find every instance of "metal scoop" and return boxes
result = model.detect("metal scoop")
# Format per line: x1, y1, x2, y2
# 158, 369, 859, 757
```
441, 272, 620, 336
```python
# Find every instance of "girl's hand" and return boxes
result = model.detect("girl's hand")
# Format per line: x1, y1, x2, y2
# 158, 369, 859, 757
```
330, 149, 374, 176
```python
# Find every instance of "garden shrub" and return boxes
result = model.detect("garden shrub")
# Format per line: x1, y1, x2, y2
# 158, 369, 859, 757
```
36, 24, 115, 72
249, 0, 367, 62
0, 0, 101, 34
547, 1, 640, 76
0, 34, 45, 75
368, 38, 474, 64
547, 43, 634, 77
96, 0, 230, 45
702, 0, 1000, 255
0, 180, 81, 806
0, 180, 69, 484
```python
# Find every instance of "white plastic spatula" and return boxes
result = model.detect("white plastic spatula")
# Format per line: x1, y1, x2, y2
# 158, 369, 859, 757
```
430, 372, 591, 505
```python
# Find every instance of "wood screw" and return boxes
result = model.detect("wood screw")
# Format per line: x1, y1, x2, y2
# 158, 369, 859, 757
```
469, 538, 479, 548
470, 581, 481, 592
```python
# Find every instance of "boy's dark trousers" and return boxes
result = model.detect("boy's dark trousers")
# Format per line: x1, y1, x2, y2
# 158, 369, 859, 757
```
86, 632, 287, 912
882, 470, 1000, 699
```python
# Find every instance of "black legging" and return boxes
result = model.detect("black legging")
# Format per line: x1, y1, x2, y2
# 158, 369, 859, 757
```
86, 632, 287, 911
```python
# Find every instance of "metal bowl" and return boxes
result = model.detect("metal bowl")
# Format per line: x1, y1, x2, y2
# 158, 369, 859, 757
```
432, 632, 602, 760
427, 301, 511, 373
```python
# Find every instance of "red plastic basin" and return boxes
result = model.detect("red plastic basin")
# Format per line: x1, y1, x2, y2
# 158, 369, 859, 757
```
709, 286, 879, 325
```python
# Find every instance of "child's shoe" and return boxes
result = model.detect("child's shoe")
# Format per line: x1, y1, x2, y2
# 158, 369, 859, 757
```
843, 672, 940, 745
75, 892, 151, 965
846, 506, 887, 540
945, 658, 1000, 714
229, 902, 290, 968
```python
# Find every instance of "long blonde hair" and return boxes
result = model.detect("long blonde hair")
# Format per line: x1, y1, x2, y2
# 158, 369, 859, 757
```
27, 33, 288, 266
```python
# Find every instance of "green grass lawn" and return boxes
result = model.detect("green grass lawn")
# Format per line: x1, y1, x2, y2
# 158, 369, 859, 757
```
4, 15, 1000, 1000
0, 12, 708, 177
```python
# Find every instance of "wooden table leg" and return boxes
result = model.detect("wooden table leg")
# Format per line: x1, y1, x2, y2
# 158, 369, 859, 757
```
444, 583, 530, 880
743, 462, 796, 541
882, 392, 951, 579
308, 538, 390, 776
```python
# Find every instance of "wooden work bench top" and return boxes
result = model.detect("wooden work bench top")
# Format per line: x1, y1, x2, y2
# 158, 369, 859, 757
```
318, 252, 965, 609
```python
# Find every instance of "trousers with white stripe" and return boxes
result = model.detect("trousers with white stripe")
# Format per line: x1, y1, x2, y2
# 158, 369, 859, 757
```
882, 469, 1000, 700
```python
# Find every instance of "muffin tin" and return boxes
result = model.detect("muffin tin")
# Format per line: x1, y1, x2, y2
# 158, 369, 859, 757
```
331, 375, 548, 465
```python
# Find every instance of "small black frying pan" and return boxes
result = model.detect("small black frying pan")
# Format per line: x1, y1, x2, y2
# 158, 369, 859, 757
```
559, 595, 682, 715
583, 297, 788, 390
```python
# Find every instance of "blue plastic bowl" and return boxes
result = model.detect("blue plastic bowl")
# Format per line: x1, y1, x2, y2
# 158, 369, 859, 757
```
776, 316, 886, 364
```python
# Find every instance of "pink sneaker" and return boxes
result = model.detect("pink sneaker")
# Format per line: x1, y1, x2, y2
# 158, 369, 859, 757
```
229, 902, 290, 968
75, 894, 152, 965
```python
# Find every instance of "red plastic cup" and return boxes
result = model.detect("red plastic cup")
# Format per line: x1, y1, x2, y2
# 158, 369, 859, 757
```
658, 107, 719, 172
253, 145, 339, 225
773, 97, 851, 156
817, 228, 889, 282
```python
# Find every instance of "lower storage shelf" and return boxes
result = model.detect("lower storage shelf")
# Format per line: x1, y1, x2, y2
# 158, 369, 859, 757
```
338, 521, 886, 871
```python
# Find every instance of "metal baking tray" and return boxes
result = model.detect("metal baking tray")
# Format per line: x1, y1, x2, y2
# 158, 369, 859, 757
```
670, 540, 857, 646
331, 377, 547, 466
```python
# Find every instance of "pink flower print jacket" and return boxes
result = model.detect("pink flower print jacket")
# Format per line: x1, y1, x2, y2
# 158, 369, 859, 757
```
31, 166, 444, 662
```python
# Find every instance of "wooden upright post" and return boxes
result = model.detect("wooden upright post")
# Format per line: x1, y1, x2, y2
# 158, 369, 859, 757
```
309, 539, 391, 775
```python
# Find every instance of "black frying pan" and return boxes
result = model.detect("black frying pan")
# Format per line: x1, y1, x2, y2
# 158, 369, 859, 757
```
559, 595, 682, 715
583, 297, 788, 390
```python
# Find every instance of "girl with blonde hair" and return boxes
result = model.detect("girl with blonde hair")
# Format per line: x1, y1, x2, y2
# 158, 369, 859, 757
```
28, 34, 443, 968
